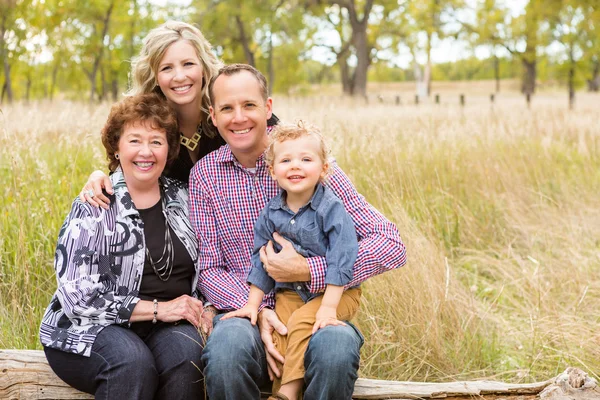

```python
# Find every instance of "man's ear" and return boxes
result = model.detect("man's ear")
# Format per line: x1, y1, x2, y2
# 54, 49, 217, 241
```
209, 106, 217, 126
265, 97, 273, 120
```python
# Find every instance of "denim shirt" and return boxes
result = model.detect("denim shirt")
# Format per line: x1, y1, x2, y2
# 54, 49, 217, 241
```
39, 169, 199, 357
247, 184, 358, 302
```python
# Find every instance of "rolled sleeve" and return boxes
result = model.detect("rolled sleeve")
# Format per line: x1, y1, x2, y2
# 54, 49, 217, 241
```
322, 197, 358, 287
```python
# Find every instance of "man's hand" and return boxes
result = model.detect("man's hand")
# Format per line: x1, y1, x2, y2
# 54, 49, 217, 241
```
200, 305, 217, 336
258, 308, 287, 380
260, 232, 310, 282
313, 304, 346, 334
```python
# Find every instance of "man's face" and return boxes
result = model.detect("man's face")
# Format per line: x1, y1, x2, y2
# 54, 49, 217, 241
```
209, 70, 273, 167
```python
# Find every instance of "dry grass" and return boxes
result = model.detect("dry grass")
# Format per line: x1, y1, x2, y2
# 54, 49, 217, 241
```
1, 88, 599, 383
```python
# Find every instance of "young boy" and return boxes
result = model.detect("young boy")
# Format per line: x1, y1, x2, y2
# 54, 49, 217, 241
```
222, 121, 361, 400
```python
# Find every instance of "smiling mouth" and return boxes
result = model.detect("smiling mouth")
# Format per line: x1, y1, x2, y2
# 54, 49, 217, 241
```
172, 85, 191, 92
232, 128, 251, 134
134, 161, 155, 170
288, 175, 304, 180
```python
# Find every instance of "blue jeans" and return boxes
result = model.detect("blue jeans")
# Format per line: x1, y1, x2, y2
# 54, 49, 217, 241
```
202, 314, 363, 400
44, 323, 205, 400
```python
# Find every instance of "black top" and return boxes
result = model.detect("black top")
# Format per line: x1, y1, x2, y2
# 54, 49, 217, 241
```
137, 199, 195, 302
163, 114, 280, 182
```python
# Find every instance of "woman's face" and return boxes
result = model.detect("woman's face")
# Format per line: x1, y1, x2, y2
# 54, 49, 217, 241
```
156, 40, 204, 110
117, 121, 169, 191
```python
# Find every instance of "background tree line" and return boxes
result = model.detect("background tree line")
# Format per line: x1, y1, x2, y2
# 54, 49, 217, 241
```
1, 0, 598, 103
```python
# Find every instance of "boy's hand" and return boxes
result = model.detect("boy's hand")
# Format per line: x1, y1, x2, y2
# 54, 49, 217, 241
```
312, 304, 346, 334
221, 305, 259, 325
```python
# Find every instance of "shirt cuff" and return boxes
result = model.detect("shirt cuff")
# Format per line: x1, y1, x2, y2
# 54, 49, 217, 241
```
115, 295, 140, 325
306, 256, 327, 293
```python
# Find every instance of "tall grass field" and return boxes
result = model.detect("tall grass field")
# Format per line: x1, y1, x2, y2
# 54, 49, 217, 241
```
1, 89, 599, 383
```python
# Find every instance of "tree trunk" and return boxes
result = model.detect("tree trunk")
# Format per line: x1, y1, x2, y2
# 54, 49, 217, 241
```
267, 31, 274, 95
345, 0, 374, 98
50, 61, 59, 101
587, 59, 599, 92
25, 75, 32, 103
129, 0, 138, 59
338, 52, 352, 95
352, 27, 369, 97
494, 54, 500, 93
426, 32, 433, 97
235, 15, 255, 67
568, 46, 575, 110
0, 13, 14, 103
88, 1, 115, 103
521, 59, 536, 96
100, 62, 107, 101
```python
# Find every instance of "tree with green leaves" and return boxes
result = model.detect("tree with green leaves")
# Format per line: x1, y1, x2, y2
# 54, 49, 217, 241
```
403, 0, 463, 97
0, 0, 33, 103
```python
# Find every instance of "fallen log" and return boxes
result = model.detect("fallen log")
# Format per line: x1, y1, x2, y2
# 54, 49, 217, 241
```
1, 349, 598, 399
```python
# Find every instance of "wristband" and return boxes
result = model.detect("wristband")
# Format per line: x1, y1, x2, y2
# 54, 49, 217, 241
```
152, 299, 158, 324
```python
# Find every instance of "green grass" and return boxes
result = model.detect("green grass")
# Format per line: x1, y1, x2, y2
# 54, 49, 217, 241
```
1, 93, 599, 382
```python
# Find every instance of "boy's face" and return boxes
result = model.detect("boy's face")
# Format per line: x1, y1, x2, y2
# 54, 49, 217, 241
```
209, 70, 272, 167
269, 135, 328, 198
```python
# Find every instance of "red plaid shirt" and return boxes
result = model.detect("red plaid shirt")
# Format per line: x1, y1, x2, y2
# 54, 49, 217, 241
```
189, 145, 407, 311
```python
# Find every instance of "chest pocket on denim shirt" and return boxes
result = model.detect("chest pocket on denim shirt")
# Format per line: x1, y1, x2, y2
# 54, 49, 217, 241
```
298, 223, 323, 253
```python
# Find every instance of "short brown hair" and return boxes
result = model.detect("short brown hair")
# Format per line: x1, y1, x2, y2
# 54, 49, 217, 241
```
208, 63, 269, 104
101, 93, 180, 172
265, 120, 331, 180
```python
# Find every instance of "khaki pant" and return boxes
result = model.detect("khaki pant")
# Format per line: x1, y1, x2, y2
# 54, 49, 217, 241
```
272, 288, 362, 393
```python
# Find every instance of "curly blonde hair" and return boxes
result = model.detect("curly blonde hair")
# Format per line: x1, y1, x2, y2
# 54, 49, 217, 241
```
127, 21, 223, 136
265, 120, 331, 181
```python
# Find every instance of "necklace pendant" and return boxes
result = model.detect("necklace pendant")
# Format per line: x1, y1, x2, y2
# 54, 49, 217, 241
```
180, 131, 201, 151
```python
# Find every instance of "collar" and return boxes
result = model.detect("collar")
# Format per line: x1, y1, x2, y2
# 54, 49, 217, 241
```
110, 167, 186, 219
215, 144, 268, 171
270, 183, 326, 211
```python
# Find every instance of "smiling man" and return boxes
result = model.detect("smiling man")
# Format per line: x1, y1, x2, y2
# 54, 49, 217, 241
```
189, 64, 407, 400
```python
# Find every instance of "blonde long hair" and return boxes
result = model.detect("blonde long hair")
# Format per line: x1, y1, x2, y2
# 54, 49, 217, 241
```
127, 21, 223, 135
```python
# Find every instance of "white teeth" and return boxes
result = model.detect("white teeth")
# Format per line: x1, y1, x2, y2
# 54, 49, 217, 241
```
135, 162, 154, 168
289, 175, 303, 179
173, 85, 191, 92
232, 128, 251, 134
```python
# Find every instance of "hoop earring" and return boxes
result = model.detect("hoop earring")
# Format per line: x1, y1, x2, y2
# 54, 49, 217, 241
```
115, 153, 120, 160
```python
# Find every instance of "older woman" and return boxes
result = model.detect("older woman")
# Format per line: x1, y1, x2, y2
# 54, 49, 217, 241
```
39, 93, 210, 400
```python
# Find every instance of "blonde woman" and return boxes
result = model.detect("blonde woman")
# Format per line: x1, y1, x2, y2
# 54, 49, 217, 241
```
80, 21, 278, 206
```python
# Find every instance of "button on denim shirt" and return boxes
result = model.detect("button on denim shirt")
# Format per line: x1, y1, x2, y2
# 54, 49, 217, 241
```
247, 184, 359, 303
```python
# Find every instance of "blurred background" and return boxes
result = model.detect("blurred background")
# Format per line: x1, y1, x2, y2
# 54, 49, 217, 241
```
0, 0, 598, 104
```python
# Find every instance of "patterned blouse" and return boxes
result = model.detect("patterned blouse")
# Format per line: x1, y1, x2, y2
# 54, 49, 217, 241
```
39, 169, 199, 357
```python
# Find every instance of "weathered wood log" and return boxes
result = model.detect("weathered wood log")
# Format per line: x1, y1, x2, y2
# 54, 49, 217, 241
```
1, 349, 597, 400
539, 367, 600, 400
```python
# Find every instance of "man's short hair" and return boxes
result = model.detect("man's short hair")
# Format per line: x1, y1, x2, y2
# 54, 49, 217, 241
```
208, 63, 269, 104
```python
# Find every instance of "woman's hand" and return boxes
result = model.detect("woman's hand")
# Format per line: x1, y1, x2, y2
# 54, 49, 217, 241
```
79, 170, 113, 209
312, 304, 346, 334
158, 295, 205, 328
